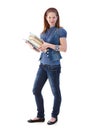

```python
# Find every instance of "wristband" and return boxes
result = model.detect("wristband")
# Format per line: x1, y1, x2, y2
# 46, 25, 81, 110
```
55, 45, 59, 51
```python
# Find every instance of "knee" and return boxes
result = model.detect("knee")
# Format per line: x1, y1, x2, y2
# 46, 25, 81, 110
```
32, 88, 36, 95
32, 88, 40, 96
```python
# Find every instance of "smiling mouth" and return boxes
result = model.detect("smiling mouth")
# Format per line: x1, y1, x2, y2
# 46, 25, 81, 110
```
50, 22, 55, 25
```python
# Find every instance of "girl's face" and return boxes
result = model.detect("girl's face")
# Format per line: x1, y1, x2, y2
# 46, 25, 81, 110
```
46, 12, 58, 27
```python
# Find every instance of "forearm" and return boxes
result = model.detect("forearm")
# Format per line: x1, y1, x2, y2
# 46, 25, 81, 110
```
39, 39, 67, 52
47, 43, 66, 52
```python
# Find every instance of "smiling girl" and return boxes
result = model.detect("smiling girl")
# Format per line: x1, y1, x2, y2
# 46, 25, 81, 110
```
27, 7, 67, 125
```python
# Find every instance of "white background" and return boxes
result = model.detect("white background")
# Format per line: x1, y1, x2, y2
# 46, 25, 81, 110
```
0, 0, 87, 130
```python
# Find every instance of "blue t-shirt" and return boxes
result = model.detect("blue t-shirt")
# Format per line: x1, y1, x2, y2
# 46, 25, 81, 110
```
40, 27, 67, 65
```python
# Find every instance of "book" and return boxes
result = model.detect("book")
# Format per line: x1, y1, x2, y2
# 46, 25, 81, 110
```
24, 33, 43, 51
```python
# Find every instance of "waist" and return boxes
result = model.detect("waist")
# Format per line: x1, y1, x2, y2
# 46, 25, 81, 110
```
40, 63, 60, 67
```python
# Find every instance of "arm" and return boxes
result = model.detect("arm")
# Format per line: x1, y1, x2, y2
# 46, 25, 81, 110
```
58, 38, 67, 52
39, 37, 67, 52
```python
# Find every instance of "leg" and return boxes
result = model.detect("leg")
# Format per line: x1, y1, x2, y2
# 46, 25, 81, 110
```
33, 64, 47, 118
48, 65, 61, 119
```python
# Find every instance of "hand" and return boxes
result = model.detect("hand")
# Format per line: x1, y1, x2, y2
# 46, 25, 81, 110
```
38, 41, 49, 52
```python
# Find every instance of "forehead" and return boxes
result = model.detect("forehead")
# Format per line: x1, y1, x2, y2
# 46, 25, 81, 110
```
46, 12, 57, 17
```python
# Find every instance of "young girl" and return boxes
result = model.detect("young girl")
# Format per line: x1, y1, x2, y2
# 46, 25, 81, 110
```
27, 7, 67, 125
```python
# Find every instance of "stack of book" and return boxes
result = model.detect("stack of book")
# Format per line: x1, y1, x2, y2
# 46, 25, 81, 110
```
24, 33, 43, 51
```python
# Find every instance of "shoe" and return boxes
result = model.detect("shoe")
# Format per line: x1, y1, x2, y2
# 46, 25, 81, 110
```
47, 117, 57, 125
27, 117, 45, 123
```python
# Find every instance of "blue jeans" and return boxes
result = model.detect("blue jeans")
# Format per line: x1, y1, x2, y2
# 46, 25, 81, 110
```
33, 63, 61, 119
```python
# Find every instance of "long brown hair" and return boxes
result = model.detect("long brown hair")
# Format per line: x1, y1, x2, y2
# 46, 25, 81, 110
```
42, 7, 60, 33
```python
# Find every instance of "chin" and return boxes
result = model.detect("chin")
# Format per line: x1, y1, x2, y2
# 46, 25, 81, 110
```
50, 24, 55, 27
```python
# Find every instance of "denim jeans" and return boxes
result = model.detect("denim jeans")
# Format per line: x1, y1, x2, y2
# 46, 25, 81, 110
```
33, 63, 61, 119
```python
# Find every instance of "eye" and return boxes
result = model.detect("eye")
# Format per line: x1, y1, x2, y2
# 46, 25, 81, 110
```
48, 16, 51, 19
53, 16, 56, 19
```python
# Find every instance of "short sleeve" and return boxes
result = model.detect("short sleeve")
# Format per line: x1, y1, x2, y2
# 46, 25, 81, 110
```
58, 28, 67, 38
